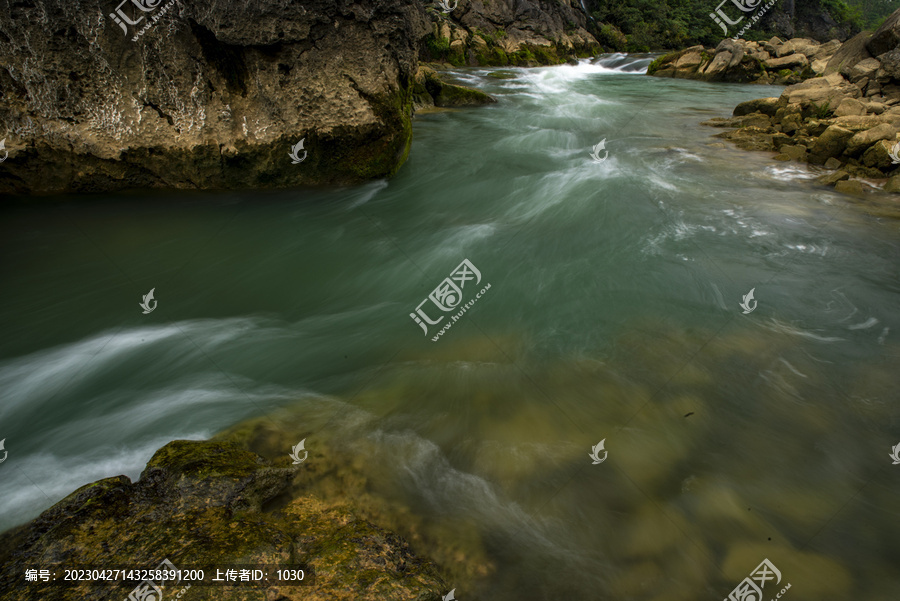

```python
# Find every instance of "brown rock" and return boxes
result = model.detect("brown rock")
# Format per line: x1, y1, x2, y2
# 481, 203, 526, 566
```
811, 58, 829, 75
877, 48, 900, 80
701, 113, 771, 128
733, 97, 781, 117
884, 174, 900, 193
782, 113, 804, 134
809, 125, 855, 164
781, 144, 808, 161
835, 179, 865, 195
834, 97, 867, 117
867, 8, 900, 57
675, 50, 705, 69
714, 126, 775, 152
764, 54, 809, 70
772, 133, 793, 149
783, 73, 860, 108
812, 39, 842, 60
763, 36, 783, 56
825, 31, 874, 77
776, 38, 820, 58
845, 123, 898, 155
818, 169, 850, 185
862, 139, 898, 168
848, 58, 882, 82
824, 157, 843, 169
833, 115, 889, 131
774, 154, 791, 161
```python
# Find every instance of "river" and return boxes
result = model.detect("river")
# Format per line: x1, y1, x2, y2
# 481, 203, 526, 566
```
1, 54, 898, 600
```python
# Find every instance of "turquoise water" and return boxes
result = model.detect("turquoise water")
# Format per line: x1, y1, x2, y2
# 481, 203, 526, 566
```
1, 55, 899, 599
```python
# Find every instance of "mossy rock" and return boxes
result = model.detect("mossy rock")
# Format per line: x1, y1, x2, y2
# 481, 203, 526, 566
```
0, 440, 448, 601
417, 67, 497, 108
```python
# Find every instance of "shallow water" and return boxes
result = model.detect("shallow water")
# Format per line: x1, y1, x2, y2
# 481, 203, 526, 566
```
1, 55, 899, 600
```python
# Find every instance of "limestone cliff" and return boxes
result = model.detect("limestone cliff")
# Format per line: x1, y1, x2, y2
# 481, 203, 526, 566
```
0, 0, 591, 196
0, 0, 430, 195
421, 0, 599, 66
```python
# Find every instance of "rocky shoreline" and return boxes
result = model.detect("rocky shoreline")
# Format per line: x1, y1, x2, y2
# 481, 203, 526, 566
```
652, 10, 900, 205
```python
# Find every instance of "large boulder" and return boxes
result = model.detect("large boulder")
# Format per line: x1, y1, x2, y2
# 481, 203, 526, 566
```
782, 73, 861, 108
878, 48, 900, 81
809, 125, 855, 164
734, 97, 782, 117
867, 8, 900, 57
764, 54, 809, 70
844, 123, 898, 155
702, 42, 742, 78
834, 97, 867, 116
825, 31, 874, 77
848, 57, 882, 82
862, 139, 900, 169
675, 46, 707, 69
813, 39, 843, 60
776, 38, 820, 58
0, 0, 433, 194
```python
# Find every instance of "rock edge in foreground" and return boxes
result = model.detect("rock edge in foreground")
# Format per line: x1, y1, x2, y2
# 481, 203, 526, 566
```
0, 440, 448, 601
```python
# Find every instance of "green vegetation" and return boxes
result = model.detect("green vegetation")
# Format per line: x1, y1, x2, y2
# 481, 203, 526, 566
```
844, 0, 896, 28
588, 0, 864, 51
811, 101, 833, 118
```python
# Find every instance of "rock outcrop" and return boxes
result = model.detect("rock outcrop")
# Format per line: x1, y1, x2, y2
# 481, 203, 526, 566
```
0, 439, 449, 601
413, 66, 497, 110
0, 0, 498, 196
649, 36, 841, 84
422, 0, 599, 67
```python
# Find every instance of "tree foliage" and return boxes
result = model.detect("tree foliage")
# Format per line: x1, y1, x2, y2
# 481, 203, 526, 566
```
587, 0, 877, 51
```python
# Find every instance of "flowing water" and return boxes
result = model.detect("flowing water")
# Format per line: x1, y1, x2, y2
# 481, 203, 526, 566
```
1, 55, 899, 600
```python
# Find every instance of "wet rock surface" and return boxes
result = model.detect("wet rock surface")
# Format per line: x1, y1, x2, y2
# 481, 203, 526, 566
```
0, 0, 500, 196
0, 440, 448, 601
